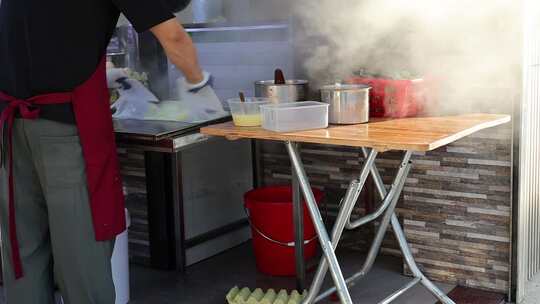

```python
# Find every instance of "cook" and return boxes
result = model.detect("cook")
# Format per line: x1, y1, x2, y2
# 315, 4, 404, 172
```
0, 0, 212, 303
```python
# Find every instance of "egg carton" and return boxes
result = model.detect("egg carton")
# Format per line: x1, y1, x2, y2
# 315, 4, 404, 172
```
226, 287, 307, 304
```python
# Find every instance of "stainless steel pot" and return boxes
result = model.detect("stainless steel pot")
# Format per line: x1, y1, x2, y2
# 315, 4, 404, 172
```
321, 84, 371, 124
254, 80, 309, 103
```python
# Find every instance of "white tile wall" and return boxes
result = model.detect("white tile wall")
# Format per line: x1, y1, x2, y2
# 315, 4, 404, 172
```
169, 40, 294, 107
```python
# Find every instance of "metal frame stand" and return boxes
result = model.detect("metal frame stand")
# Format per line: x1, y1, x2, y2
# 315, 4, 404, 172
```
292, 143, 307, 291
285, 142, 455, 304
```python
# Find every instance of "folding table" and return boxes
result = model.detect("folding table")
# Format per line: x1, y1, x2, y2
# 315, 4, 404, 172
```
201, 114, 510, 304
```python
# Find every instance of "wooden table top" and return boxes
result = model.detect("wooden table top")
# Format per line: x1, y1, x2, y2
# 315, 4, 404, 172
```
201, 114, 511, 152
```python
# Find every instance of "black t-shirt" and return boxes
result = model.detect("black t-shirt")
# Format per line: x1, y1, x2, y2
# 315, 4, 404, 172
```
0, 0, 174, 122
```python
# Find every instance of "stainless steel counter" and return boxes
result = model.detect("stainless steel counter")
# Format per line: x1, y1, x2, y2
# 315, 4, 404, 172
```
114, 116, 253, 272
114, 116, 230, 153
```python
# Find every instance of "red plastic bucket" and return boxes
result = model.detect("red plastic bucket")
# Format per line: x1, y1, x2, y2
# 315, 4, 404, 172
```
244, 186, 323, 276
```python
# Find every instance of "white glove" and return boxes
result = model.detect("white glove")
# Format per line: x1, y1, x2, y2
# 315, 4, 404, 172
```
106, 68, 129, 89
181, 71, 212, 93
174, 71, 228, 122
108, 72, 160, 120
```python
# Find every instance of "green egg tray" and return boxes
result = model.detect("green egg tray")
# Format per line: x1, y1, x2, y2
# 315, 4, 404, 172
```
226, 286, 307, 304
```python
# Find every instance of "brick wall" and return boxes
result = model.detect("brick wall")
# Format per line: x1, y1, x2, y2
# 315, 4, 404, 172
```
259, 125, 512, 293
402, 126, 512, 292
117, 147, 152, 265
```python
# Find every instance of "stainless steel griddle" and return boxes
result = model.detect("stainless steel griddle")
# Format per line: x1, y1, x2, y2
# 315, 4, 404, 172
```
114, 116, 231, 153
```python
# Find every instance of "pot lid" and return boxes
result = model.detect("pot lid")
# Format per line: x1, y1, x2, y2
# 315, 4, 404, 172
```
321, 84, 371, 91
255, 80, 309, 86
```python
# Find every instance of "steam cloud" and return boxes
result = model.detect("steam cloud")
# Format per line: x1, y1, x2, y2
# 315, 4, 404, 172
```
293, 0, 521, 115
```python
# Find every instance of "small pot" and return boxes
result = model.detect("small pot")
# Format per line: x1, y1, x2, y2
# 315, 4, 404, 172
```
254, 80, 309, 104
321, 84, 371, 124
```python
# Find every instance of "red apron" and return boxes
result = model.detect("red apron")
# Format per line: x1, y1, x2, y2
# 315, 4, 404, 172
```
0, 58, 126, 279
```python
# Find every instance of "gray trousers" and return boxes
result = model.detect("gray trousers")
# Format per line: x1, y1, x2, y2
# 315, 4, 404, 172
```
0, 119, 116, 304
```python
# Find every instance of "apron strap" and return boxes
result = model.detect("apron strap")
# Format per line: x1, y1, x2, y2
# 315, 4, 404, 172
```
0, 91, 72, 280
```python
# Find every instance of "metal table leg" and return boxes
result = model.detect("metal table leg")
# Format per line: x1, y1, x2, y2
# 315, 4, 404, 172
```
286, 142, 353, 304
303, 149, 379, 303
292, 146, 455, 304
307, 150, 413, 303
292, 143, 306, 291
364, 148, 455, 304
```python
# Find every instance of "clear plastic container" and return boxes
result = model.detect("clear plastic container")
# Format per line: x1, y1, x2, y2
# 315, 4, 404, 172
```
261, 101, 329, 132
227, 98, 270, 127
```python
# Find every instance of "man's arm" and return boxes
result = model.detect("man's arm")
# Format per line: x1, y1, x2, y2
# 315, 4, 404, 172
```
150, 18, 204, 84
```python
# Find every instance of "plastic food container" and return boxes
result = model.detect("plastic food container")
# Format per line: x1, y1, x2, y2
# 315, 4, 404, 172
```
227, 98, 270, 127
261, 101, 329, 132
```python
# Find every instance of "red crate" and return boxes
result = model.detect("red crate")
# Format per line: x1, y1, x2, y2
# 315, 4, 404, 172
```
347, 77, 428, 118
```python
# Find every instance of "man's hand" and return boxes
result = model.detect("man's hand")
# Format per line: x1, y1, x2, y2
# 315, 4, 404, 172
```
181, 71, 213, 93
150, 18, 204, 84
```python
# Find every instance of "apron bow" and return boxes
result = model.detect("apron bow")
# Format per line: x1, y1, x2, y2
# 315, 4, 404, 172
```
0, 91, 71, 280
0, 97, 41, 167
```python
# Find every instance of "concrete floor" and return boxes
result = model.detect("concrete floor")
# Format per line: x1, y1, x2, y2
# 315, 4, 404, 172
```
0, 242, 455, 303
522, 273, 540, 304
129, 242, 455, 304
